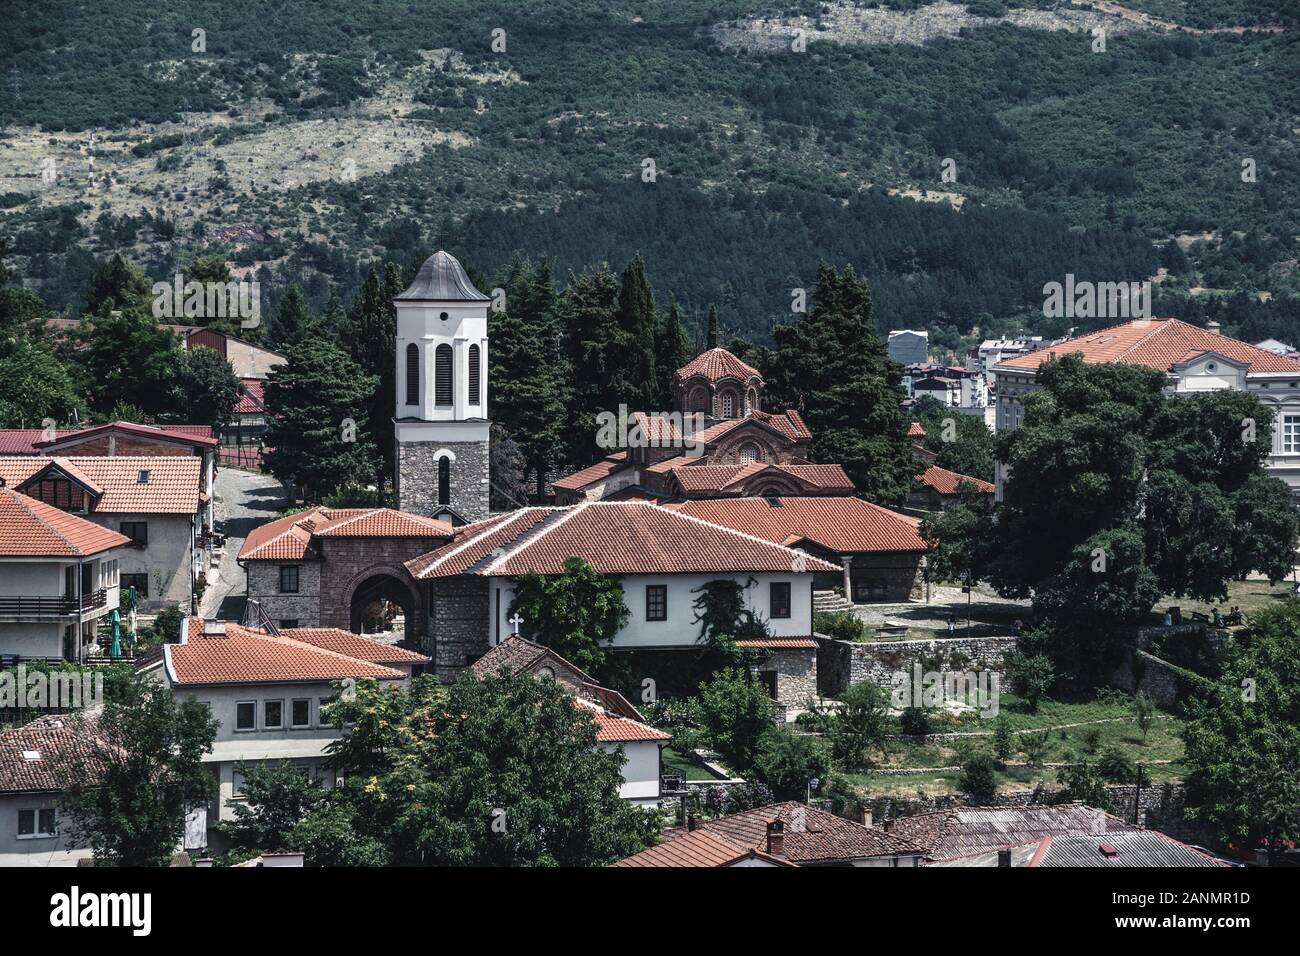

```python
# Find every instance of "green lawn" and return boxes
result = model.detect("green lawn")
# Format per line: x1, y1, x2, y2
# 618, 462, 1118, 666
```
660, 746, 721, 782
1151, 579, 1295, 623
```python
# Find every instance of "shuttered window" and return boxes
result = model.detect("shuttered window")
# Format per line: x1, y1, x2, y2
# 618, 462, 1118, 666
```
405, 344, 419, 405
435, 345, 453, 406
468, 344, 481, 406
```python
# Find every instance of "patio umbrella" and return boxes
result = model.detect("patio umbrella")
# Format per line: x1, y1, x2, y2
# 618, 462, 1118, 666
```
109, 609, 122, 660
122, 586, 138, 648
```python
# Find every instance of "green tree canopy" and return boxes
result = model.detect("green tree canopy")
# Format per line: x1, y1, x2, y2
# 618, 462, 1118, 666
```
508, 556, 629, 675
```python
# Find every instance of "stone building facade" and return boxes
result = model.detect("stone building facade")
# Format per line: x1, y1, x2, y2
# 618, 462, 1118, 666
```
396, 438, 490, 526
427, 576, 491, 680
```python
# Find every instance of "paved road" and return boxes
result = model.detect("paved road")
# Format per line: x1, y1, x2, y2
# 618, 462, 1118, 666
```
200, 468, 289, 621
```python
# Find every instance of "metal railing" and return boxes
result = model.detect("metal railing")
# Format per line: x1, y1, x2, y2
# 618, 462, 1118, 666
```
0, 589, 107, 617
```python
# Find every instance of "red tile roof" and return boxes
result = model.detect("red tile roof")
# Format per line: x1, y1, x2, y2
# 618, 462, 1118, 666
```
995, 318, 1300, 375
235, 378, 266, 414
887, 804, 1139, 860
612, 828, 795, 867
670, 496, 925, 554
239, 506, 453, 560
669, 462, 853, 494
165, 620, 421, 685
278, 628, 429, 666
407, 501, 842, 578
908, 422, 927, 438
577, 699, 671, 743
694, 802, 924, 863
733, 637, 818, 649
676, 348, 763, 384
0, 487, 132, 557
0, 457, 202, 514
0, 714, 106, 794
551, 456, 632, 491
917, 465, 995, 496
35, 420, 217, 450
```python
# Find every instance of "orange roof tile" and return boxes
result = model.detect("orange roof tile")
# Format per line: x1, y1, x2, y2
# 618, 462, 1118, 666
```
917, 466, 995, 496
577, 699, 671, 743
36, 420, 217, 450
995, 318, 1300, 375
0, 457, 201, 514
676, 348, 763, 384
696, 801, 924, 863
551, 456, 632, 491
671, 496, 925, 554
733, 637, 818, 649
239, 506, 452, 561
611, 829, 793, 867
278, 628, 430, 665
0, 488, 131, 557
908, 422, 927, 438
165, 620, 417, 685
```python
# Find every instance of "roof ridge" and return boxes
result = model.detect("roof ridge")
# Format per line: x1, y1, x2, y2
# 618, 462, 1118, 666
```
3, 488, 80, 554
238, 629, 405, 677
481, 503, 591, 574
642, 500, 839, 566
417, 508, 549, 575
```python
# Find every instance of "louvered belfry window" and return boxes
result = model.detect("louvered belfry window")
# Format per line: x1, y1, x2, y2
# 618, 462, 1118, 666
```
435, 344, 453, 406
405, 344, 419, 405
468, 344, 481, 406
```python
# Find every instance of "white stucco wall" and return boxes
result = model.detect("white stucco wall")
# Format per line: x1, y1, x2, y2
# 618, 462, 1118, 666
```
86, 512, 194, 609
602, 740, 662, 803
0, 796, 90, 866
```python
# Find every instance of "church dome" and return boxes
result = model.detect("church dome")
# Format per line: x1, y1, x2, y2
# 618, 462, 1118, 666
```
395, 251, 489, 302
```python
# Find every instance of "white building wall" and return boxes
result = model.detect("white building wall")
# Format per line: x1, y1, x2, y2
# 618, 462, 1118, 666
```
0, 795, 90, 867
85, 512, 194, 609
602, 741, 662, 804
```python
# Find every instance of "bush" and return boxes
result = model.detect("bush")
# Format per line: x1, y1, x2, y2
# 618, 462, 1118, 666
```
1006, 649, 1055, 712
752, 729, 834, 802
1019, 729, 1050, 768
959, 755, 999, 802
992, 715, 1014, 762
899, 707, 932, 736
814, 611, 868, 642
1057, 757, 1110, 809
828, 681, 890, 768
1097, 746, 1136, 784
697, 669, 776, 774
1080, 727, 1102, 755
723, 781, 774, 814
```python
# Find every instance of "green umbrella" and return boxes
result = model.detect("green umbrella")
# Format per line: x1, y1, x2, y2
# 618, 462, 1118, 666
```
110, 609, 122, 661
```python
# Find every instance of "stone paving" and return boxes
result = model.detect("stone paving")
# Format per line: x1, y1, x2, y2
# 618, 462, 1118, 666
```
846, 584, 1029, 637
199, 467, 290, 620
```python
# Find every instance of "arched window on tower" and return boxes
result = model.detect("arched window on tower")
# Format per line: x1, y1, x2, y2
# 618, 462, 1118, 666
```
405, 344, 419, 406
690, 387, 709, 414
746, 388, 757, 415
438, 456, 450, 506
435, 344, 453, 406
721, 392, 734, 418
468, 344, 481, 406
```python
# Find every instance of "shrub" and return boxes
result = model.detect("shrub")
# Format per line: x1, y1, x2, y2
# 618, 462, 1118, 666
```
1097, 746, 1136, 784
1019, 729, 1050, 768
992, 716, 1014, 761
899, 707, 932, 736
1057, 757, 1110, 809
1080, 727, 1102, 755
752, 729, 834, 802
1133, 691, 1156, 744
1006, 649, 1055, 712
959, 755, 999, 803
814, 611, 867, 642
723, 781, 774, 814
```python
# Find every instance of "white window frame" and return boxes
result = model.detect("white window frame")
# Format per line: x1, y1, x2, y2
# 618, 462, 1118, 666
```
1282, 413, 1300, 454
234, 699, 256, 732
263, 698, 285, 730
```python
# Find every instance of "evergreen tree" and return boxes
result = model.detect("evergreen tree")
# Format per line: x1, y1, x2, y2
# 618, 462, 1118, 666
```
653, 300, 691, 410
614, 255, 658, 411
767, 265, 916, 505
338, 266, 399, 490
263, 338, 380, 502
76, 310, 186, 418
271, 283, 313, 350
557, 266, 622, 469
705, 304, 720, 349
85, 253, 153, 315
176, 345, 240, 432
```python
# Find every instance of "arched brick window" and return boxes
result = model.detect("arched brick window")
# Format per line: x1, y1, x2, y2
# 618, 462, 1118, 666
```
405, 344, 419, 406
438, 456, 450, 505
690, 386, 709, 414
721, 392, 734, 418
739, 442, 760, 464
746, 388, 757, 415
468, 344, 481, 406
435, 344, 453, 407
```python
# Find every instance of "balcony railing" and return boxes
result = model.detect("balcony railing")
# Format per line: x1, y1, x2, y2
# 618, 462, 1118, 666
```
0, 589, 108, 617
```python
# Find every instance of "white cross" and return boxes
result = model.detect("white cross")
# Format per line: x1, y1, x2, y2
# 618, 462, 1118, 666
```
508, 613, 523, 636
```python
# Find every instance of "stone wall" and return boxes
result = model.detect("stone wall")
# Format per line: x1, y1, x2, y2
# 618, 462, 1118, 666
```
246, 561, 322, 627
817, 634, 1019, 698
396, 439, 490, 522
1110, 648, 1213, 710
427, 576, 491, 681
848, 552, 925, 603
754, 647, 816, 710
317, 537, 444, 638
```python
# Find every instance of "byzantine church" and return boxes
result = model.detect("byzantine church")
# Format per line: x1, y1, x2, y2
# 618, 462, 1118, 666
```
552, 348, 853, 504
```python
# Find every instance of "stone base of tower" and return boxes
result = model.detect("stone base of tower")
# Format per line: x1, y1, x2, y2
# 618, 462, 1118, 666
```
394, 420, 491, 523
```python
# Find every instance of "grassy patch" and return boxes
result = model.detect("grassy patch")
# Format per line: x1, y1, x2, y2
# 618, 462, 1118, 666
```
1153, 580, 1294, 623
660, 746, 720, 782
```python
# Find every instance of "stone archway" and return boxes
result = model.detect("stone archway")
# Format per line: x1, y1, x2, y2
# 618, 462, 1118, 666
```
342, 566, 425, 638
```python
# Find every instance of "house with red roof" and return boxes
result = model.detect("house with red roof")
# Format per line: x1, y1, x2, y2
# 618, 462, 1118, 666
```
143, 616, 427, 848
0, 487, 130, 662
0, 456, 205, 612
553, 347, 833, 504
992, 318, 1300, 501
472, 635, 670, 805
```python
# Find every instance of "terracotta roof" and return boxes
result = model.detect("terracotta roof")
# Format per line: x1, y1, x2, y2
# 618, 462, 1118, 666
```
0, 487, 132, 557
35, 421, 217, 450
887, 804, 1138, 860
908, 422, 927, 438
0, 430, 50, 455
676, 348, 762, 384
577, 699, 671, 743
612, 828, 794, 867
470, 635, 594, 683
733, 637, 818, 649
551, 456, 632, 491
407, 501, 841, 578
995, 318, 1300, 375
697, 802, 924, 863
0, 714, 106, 794
166, 620, 415, 685
278, 628, 429, 665
752, 409, 812, 441
668, 462, 854, 494
0, 457, 202, 514
240, 506, 452, 561
234, 378, 265, 414
671, 496, 925, 554
916, 465, 995, 496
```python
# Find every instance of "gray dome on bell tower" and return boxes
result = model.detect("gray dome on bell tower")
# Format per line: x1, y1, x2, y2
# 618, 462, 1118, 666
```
396, 251, 490, 302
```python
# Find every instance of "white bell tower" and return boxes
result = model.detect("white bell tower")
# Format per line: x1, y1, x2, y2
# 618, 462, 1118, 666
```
393, 251, 491, 523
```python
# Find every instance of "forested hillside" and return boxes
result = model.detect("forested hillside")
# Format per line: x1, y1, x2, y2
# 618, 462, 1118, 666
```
1, 0, 1296, 349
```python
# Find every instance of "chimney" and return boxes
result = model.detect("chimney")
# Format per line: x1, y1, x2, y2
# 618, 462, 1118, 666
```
860, 807, 873, 828
687, 814, 699, 832
883, 818, 894, 833
766, 819, 785, 856
1206, 320, 1221, 335
997, 848, 1011, 868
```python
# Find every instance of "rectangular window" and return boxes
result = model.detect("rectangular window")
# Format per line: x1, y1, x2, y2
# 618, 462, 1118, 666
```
1283, 415, 1300, 454
279, 565, 299, 594
121, 573, 149, 598
119, 521, 148, 546
264, 700, 284, 729
235, 700, 256, 731
279, 619, 299, 629
770, 582, 792, 619
17, 808, 56, 838
645, 585, 667, 621
291, 699, 311, 728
